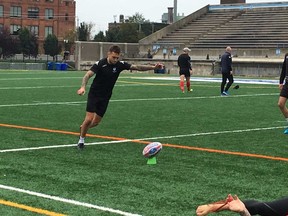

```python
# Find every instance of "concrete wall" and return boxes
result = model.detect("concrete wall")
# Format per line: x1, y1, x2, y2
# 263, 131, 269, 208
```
0, 62, 46, 70
122, 57, 283, 77
0, 56, 282, 78
189, 48, 285, 59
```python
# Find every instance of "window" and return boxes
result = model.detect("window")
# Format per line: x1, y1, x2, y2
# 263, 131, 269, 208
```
0, 5, 3, 17
45, 9, 54, 19
65, 13, 68, 21
45, 26, 53, 37
10, 24, 21, 34
10, 6, 21, 17
0, 24, 3, 31
28, 7, 39, 19
29, 25, 39, 36
45, 0, 54, 2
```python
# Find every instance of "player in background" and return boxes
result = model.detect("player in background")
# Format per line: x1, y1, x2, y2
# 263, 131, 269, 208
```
220, 46, 234, 96
278, 53, 288, 134
77, 45, 163, 149
177, 47, 193, 93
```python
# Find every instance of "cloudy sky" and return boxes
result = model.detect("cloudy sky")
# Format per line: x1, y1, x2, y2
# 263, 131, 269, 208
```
76, 0, 287, 33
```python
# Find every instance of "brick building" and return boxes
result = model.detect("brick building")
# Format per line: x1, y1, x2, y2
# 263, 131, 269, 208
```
0, 0, 76, 53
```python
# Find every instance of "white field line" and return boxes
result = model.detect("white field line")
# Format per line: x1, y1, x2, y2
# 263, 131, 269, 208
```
132, 76, 279, 85
0, 77, 80, 81
0, 76, 279, 85
0, 86, 79, 90
0, 83, 147, 90
0, 93, 278, 108
0, 139, 132, 153
0, 126, 285, 154
137, 126, 286, 141
0, 184, 141, 216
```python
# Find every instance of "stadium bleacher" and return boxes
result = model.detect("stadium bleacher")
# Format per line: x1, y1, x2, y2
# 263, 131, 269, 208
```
139, 2, 288, 58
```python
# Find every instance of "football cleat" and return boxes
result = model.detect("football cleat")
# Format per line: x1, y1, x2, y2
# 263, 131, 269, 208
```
77, 142, 84, 149
222, 91, 229, 96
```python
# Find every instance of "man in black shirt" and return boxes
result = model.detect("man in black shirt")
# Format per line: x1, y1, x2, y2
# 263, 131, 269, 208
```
177, 47, 193, 93
76, 45, 163, 149
220, 46, 234, 96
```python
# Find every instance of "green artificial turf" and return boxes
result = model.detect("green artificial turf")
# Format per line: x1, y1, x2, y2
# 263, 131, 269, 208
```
0, 70, 286, 215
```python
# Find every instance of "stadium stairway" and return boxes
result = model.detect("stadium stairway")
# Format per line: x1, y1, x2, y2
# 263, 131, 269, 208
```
139, 2, 288, 58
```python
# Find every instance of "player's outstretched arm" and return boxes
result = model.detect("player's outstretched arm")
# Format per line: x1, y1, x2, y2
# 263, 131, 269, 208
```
196, 194, 251, 216
130, 63, 163, 71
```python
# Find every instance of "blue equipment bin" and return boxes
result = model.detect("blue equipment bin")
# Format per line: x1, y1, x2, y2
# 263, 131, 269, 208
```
61, 63, 68, 71
47, 62, 54, 70
55, 63, 61, 70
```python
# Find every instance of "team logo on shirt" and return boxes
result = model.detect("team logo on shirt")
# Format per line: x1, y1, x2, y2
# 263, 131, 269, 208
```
113, 67, 117, 73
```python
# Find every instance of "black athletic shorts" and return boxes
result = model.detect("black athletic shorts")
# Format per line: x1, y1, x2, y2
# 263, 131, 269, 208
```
280, 82, 288, 98
179, 68, 191, 77
86, 93, 109, 117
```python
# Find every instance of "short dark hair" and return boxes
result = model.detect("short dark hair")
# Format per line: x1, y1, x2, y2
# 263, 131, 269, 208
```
109, 45, 121, 54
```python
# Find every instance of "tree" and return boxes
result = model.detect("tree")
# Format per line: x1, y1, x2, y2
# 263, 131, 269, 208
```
63, 29, 77, 53
77, 22, 94, 41
43, 34, 61, 61
30, 34, 39, 59
118, 23, 139, 43
78, 22, 88, 41
127, 12, 148, 24
94, 31, 106, 42
0, 27, 19, 59
91, 13, 167, 43
105, 27, 120, 42
18, 27, 38, 60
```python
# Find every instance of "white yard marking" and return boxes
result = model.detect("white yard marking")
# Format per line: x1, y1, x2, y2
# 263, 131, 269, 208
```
0, 139, 131, 153
0, 86, 79, 90
137, 126, 286, 141
0, 93, 278, 108
0, 184, 141, 216
130, 76, 279, 85
0, 126, 284, 154
0, 84, 142, 90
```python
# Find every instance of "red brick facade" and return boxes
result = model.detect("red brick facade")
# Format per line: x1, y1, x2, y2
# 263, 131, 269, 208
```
0, 0, 76, 53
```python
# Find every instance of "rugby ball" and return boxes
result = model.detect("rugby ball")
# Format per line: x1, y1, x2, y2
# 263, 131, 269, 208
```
143, 142, 162, 158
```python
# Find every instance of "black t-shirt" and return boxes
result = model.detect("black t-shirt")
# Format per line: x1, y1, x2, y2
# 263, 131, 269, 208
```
89, 58, 131, 98
279, 54, 288, 84
177, 53, 192, 71
220, 51, 232, 74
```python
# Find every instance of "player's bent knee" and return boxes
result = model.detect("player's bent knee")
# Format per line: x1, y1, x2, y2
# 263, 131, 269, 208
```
278, 101, 285, 109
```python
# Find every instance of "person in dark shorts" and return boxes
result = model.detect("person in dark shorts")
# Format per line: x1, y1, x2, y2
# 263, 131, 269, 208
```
196, 194, 288, 216
220, 46, 234, 96
278, 53, 288, 134
76, 45, 163, 149
177, 47, 193, 93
